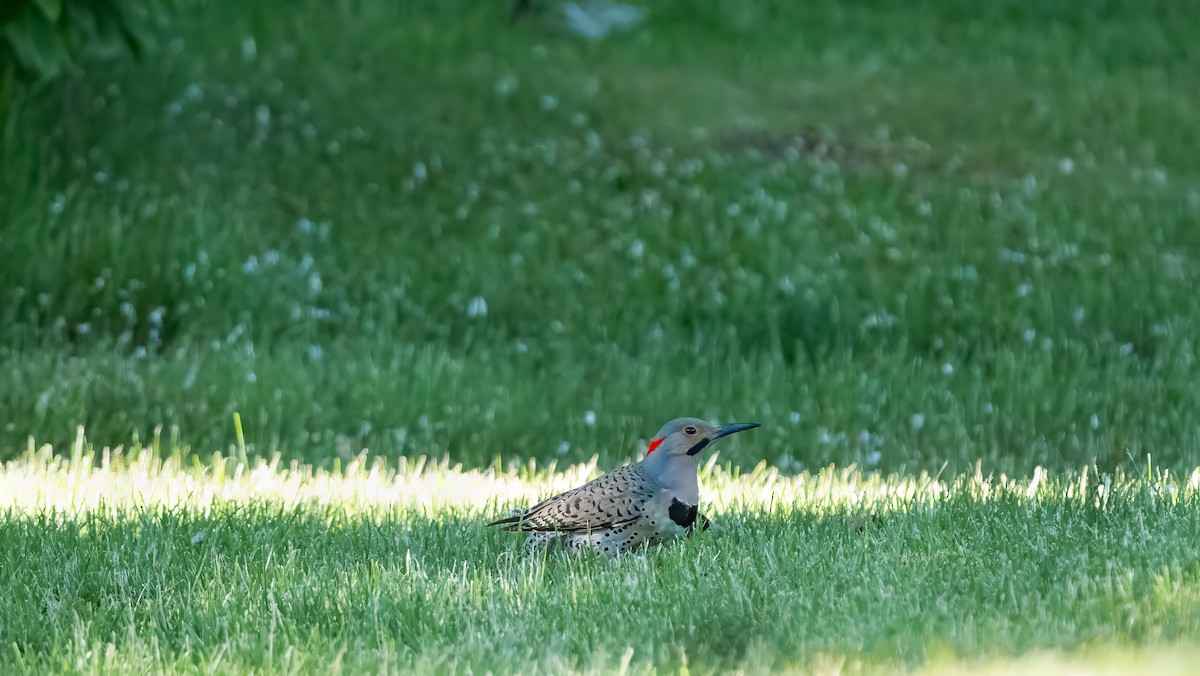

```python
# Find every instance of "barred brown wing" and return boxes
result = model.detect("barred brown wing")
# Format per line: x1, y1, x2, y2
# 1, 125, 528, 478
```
499, 464, 658, 534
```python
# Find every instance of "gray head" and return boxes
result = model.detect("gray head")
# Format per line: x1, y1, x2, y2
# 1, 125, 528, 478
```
643, 417, 761, 460
638, 418, 760, 499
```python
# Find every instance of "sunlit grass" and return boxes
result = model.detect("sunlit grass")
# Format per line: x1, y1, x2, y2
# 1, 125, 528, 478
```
3, 435, 1200, 672
918, 646, 1200, 676
8, 428, 1198, 519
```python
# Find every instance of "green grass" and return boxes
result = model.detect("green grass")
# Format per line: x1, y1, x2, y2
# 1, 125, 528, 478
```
2, 445, 1199, 673
4, 0, 1200, 671
3, 0, 1200, 471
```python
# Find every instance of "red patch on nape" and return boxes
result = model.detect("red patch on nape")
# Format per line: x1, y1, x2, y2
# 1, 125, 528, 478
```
645, 437, 665, 457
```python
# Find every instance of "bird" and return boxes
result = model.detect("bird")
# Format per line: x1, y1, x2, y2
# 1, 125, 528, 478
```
487, 417, 760, 555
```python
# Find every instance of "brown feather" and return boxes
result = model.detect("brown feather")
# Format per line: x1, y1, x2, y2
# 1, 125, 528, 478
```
491, 464, 658, 534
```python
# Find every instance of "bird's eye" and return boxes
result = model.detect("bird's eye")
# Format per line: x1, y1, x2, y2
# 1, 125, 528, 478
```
685, 426, 697, 435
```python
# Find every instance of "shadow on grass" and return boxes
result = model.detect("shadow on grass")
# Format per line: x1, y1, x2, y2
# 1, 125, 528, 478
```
2, 492, 1199, 670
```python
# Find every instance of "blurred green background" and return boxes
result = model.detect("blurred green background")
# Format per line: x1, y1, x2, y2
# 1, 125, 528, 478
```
3, 0, 1200, 472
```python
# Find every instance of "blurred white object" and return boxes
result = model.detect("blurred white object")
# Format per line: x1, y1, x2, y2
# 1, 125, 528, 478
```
563, 1, 646, 39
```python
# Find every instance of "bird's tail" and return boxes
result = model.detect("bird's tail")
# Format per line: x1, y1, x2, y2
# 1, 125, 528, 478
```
486, 507, 527, 530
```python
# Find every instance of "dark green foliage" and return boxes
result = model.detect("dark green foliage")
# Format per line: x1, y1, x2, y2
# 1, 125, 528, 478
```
1, 0, 164, 80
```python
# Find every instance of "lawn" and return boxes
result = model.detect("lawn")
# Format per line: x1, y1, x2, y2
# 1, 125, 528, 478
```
3, 0, 1200, 671
2, 444, 1199, 673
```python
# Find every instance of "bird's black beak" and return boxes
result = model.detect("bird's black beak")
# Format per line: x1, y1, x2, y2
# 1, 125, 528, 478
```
713, 422, 760, 439
686, 422, 760, 456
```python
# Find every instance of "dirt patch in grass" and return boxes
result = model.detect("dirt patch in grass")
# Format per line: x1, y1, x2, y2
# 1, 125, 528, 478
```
716, 126, 938, 176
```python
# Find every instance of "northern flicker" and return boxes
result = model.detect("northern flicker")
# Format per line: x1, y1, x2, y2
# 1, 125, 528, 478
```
487, 417, 759, 555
